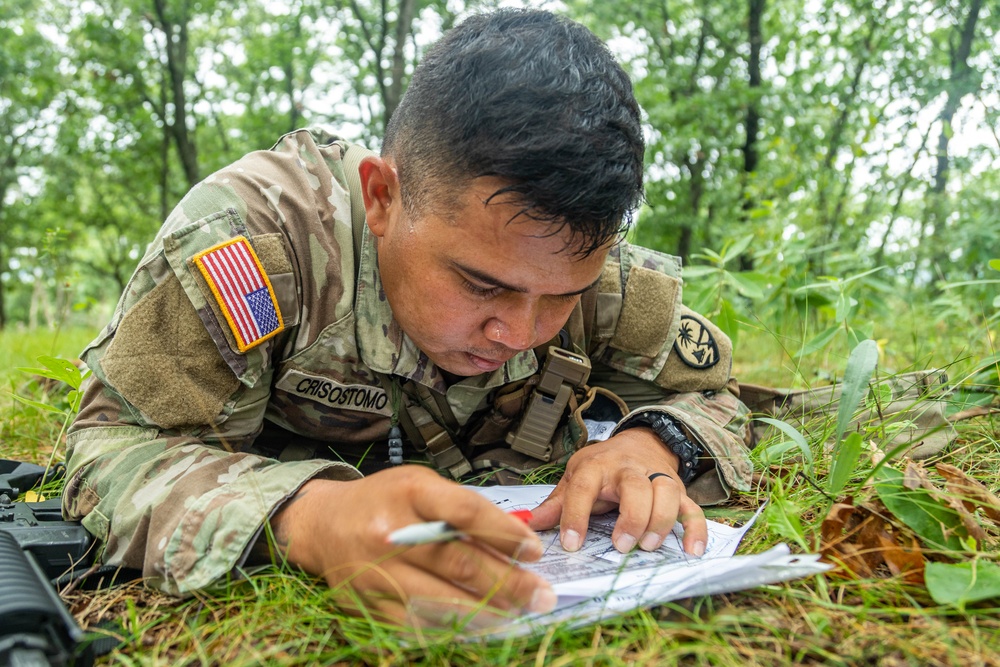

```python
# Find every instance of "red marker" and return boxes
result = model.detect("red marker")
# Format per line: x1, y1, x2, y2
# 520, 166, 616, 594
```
508, 509, 534, 524
387, 509, 534, 546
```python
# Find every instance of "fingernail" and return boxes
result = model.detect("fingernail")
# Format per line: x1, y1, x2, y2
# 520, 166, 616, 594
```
561, 529, 582, 552
692, 540, 706, 557
529, 585, 557, 614
615, 533, 637, 552
639, 532, 661, 551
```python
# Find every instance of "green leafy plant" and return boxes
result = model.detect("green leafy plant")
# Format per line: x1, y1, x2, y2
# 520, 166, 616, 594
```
826, 340, 879, 495
682, 234, 776, 349
793, 269, 889, 358
924, 560, 1000, 611
12, 355, 90, 485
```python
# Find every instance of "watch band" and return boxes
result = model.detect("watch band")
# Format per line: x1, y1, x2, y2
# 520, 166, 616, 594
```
618, 412, 702, 485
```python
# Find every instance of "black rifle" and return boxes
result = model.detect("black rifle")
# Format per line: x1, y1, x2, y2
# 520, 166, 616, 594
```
0, 460, 96, 667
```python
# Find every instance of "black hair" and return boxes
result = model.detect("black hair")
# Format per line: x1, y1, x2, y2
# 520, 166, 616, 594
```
382, 8, 644, 255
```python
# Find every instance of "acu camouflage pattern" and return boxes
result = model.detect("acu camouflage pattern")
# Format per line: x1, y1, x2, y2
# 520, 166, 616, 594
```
64, 127, 753, 597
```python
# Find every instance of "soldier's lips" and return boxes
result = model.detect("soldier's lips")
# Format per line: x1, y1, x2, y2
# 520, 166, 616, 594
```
467, 352, 506, 373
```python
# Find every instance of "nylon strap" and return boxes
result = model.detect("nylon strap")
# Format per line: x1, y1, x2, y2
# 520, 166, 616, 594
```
374, 373, 473, 479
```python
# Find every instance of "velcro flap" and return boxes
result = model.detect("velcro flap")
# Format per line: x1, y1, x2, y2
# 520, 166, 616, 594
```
611, 265, 682, 358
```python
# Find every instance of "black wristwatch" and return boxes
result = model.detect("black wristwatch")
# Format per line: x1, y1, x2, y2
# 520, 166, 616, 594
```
618, 412, 703, 485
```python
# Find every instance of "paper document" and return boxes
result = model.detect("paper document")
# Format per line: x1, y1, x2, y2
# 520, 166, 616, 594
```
469, 485, 830, 638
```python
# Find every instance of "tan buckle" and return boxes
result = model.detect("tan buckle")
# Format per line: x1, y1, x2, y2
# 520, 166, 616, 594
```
425, 430, 472, 479
506, 346, 591, 461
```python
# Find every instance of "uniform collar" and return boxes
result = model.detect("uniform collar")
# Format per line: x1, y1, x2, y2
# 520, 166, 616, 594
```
353, 223, 539, 392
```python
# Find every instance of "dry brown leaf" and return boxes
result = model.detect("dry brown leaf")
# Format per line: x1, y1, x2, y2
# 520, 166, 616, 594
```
866, 440, 886, 468
903, 461, 944, 493
940, 493, 989, 548
902, 461, 927, 491
935, 462, 1000, 524
899, 461, 994, 547
874, 532, 924, 585
819, 498, 925, 582
821, 502, 856, 543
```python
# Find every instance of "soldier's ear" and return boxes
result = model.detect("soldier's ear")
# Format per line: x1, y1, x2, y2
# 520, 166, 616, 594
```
358, 156, 399, 238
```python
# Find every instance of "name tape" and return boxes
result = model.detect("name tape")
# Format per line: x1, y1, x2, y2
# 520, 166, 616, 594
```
276, 369, 392, 416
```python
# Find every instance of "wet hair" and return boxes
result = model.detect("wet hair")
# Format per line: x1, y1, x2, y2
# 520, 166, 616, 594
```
382, 8, 644, 255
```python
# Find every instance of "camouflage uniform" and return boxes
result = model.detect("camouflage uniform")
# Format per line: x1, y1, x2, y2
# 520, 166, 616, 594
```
63, 127, 754, 596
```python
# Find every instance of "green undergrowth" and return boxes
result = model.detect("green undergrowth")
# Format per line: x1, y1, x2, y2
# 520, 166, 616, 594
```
1, 326, 96, 467
4, 319, 1000, 665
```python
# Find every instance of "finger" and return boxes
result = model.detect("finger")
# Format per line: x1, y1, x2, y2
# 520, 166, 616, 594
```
637, 473, 683, 551
332, 545, 556, 620
527, 482, 568, 530
553, 467, 603, 552
331, 566, 486, 630
677, 494, 708, 557
609, 471, 654, 553
405, 471, 542, 560
404, 540, 555, 614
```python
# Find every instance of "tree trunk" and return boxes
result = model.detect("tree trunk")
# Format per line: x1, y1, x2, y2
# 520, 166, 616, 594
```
384, 0, 417, 126
0, 152, 16, 330
152, 0, 199, 188
924, 0, 983, 279
680, 151, 707, 265
815, 17, 877, 273
160, 108, 170, 222
739, 0, 765, 272
283, 10, 305, 133
874, 123, 931, 266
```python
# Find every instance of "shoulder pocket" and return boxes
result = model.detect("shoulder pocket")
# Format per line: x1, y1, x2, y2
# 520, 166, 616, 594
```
163, 209, 299, 388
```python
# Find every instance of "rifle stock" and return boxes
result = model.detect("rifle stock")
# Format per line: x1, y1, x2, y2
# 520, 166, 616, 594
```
0, 460, 96, 667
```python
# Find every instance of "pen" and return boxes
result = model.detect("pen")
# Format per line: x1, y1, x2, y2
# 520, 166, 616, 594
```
387, 509, 534, 546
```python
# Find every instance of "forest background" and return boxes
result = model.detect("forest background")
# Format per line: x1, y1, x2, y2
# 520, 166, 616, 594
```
1, 0, 999, 664
2, 0, 998, 342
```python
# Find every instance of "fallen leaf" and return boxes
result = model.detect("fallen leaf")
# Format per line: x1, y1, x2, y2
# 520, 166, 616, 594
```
875, 532, 924, 584
940, 493, 989, 548
902, 461, 926, 491
935, 462, 1000, 524
819, 497, 924, 583
866, 439, 886, 467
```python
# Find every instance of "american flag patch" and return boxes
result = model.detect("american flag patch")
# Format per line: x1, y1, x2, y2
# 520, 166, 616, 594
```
191, 237, 284, 352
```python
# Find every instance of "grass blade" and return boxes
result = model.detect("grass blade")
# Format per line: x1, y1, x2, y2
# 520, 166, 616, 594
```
828, 431, 863, 496
755, 417, 814, 473
834, 339, 878, 445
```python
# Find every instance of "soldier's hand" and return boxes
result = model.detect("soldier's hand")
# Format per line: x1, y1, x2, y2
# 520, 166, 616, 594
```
529, 428, 708, 557
267, 465, 555, 628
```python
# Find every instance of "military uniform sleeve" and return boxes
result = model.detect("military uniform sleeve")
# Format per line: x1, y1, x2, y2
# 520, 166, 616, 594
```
62, 136, 362, 595
64, 375, 359, 595
578, 243, 754, 505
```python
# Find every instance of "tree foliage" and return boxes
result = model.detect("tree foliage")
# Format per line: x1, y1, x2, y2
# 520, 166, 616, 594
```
0, 0, 997, 347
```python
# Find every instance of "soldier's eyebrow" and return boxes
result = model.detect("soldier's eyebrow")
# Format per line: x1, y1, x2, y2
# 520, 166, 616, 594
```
453, 262, 601, 297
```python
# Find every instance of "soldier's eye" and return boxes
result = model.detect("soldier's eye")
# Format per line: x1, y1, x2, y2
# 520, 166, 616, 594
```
462, 279, 501, 298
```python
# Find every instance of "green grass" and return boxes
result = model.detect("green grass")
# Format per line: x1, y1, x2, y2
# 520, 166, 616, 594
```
0, 325, 97, 382
1, 325, 98, 465
4, 317, 1000, 666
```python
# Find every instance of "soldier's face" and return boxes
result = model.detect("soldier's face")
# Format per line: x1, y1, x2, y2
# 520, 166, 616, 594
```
366, 170, 608, 377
